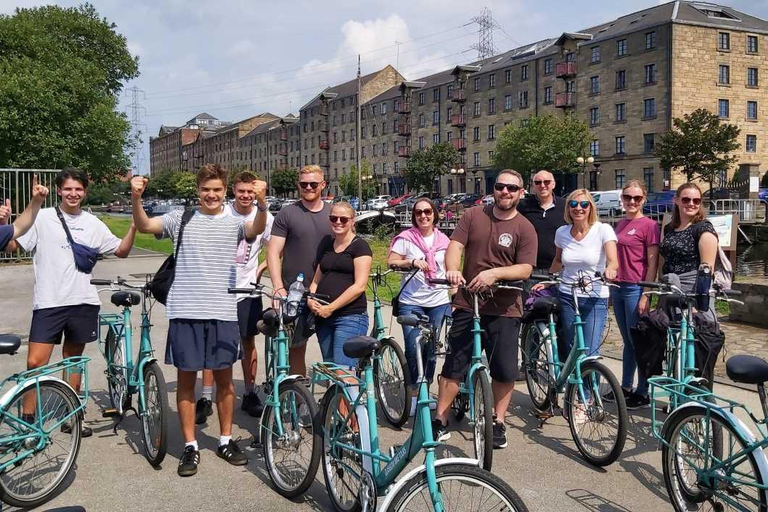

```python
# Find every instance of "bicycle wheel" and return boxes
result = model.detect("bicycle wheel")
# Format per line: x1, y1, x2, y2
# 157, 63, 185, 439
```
565, 360, 627, 466
320, 384, 363, 512
662, 407, 766, 512
261, 379, 320, 498
140, 361, 169, 467
472, 370, 494, 471
374, 338, 411, 428
388, 463, 529, 512
105, 329, 128, 414
0, 381, 81, 508
522, 323, 551, 411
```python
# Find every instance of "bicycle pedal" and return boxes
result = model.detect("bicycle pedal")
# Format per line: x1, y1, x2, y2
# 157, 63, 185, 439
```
102, 408, 120, 418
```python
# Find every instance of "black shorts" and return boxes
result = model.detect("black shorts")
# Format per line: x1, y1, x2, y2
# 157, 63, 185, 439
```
29, 305, 100, 344
237, 297, 263, 339
440, 309, 521, 383
165, 319, 242, 372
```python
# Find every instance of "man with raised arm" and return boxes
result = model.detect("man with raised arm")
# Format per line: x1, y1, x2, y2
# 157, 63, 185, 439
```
0, 174, 49, 251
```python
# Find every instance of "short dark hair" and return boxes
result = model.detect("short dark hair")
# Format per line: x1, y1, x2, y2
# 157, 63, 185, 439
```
233, 170, 258, 186
196, 164, 227, 187
56, 168, 89, 189
411, 197, 440, 227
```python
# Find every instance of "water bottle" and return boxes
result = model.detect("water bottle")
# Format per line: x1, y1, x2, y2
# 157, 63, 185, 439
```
285, 272, 305, 317
695, 263, 712, 311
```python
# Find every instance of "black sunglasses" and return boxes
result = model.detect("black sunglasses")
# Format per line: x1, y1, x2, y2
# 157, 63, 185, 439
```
533, 180, 553, 186
681, 197, 702, 206
494, 183, 522, 193
299, 181, 320, 189
329, 215, 350, 224
414, 208, 433, 216
622, 194, 644, 203
568, 200, 590, 209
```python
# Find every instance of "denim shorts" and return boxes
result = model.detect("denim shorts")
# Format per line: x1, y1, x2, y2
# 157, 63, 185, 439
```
315, 313, 369, 368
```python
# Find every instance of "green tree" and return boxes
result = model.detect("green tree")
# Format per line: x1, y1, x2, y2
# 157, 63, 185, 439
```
0, 4, 139, 182
404, 142, 459, 194
492, 115, 592, 184
174, 172, 198, 204
271, 168, 298, 197
339, 161, 376, 200
656, 108, 741, 195
146, 170, 178, 199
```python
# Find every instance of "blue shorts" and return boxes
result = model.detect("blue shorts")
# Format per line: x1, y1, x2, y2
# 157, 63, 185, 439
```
30, 305, 99, 344
165, 319, 242, 371
237, 297, 263, 339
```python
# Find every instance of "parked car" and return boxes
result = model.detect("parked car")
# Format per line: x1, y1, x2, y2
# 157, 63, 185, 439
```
459, 194, 480, 207
643, 191, 676, 217
394, 196, 419, 213
388, 194, 412, 207
367, 195, 392, 210
710, 188, 733, 200
475, 194, 494, 206
759, 188, 768, 201
592, 190, 624, 217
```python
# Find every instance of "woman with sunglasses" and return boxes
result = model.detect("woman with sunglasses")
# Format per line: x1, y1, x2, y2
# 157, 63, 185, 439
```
387, 198, 451, 416
535, 189, 618, 358
659, 183, 718, 319
609, 180, 660, 410
307, 202, 372, 367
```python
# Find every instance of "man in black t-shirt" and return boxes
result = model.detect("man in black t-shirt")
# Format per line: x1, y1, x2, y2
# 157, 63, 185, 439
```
518, 170, 566, 271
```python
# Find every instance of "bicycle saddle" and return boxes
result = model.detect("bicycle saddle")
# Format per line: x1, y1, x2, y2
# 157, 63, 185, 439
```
343, 336, 381, 359
521, 296, 561, 323
111, 291, 141, 308
0, 335, 21, 355
257, 308, 279, 337
726, 355, 768, 385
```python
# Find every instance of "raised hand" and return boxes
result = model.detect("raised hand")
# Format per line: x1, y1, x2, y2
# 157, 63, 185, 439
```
31, 174, 49, 201
131, 176, 149, 198
0, 199, 10, 224
253, 180, 267, 205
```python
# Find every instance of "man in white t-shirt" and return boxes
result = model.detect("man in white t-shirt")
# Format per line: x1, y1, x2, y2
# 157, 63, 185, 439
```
7, 169, 136, 438
195, 171, 273, 424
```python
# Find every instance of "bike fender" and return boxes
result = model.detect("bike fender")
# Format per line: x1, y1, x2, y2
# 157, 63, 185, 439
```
581, 355, 603, 364
136, 356, 158, 376
377, 458, 480, 512
0, 376, 78, 409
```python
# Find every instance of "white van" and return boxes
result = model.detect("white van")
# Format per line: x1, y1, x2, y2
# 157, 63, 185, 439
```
591, 190, 624, 217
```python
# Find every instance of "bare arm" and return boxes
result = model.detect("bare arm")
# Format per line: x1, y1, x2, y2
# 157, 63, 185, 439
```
638, 244, 660, 314
549, 248, 563, 274
308, 264, 322, 294
603, 240, 618, 280
325, 255, 372, 314
244, 180, 268, 241
12, 175, 48, 239
266, 235, 287, 295
114, 223, 137, 258
698, 232, 718, 269
130, 176, 163, 235
444, 240, 465, 286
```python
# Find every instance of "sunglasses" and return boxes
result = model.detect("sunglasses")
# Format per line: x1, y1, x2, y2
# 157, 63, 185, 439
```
681, 197, 702, 206
533, 180, 553, 186
329, 215, 350, 225
494, 183, 522, 193
569, 200, 591, 209
299, 181, 320, 189
414, 208, 433, 216
622, 194, 644, 203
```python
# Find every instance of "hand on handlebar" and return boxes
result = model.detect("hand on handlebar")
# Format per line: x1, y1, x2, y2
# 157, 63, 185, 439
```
467, 269, 497, 293
307, 298, 333, 318
412, 259, 430, 272
445, 270, 465, 287
602, 268, 618, 281
272, 288, 287, 310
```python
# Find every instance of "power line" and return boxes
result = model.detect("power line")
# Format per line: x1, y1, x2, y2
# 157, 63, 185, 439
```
470, 7, 500, 60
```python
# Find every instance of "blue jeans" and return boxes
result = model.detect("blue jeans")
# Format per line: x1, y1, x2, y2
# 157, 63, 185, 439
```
611, 283, 647, 397
558, 291, 609, 359
316, 313, 369, 368
398, 303, 452, 386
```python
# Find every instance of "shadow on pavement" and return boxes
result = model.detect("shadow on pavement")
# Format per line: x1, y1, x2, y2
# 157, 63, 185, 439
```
566, 488, 631, 512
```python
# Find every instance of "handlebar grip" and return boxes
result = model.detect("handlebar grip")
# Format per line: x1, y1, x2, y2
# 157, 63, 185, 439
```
637, 281, 661, 289
427, 278, 451, 286
529, 274, 552, 282
389, 264, 401, 271
90, 279, 112, 286
497, 280, 524, 288
228, 288, 255, 294
723, 289, 742, 296
308, 293, 331, 301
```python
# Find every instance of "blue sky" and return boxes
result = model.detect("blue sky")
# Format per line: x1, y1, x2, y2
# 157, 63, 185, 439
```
2, 0, 766, 174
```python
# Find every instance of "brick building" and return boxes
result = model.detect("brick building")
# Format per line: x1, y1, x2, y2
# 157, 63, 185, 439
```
149, 113, 228, 176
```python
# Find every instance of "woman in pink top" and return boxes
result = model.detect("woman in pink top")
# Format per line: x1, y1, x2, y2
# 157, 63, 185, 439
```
609, 180, 660, 410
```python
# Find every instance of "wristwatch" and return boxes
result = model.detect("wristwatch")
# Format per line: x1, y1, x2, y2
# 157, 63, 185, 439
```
256, 202, 268, 212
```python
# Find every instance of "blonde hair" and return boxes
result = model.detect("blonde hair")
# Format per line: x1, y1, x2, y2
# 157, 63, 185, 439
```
622, 179, 647, 197
300, 164, 324, 179
332, 202, 356, 233
563, 189, 599, 226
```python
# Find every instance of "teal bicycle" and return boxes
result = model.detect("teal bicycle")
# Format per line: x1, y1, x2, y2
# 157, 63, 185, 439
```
0, 335, 90, 508
522, 272, 627, 466
313, 313, 529, 512
91, 275, 169, 467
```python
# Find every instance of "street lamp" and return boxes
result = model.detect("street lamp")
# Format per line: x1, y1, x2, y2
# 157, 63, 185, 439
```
576, 156, 595, 189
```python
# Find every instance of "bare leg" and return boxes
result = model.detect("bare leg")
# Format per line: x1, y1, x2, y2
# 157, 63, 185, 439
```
177, 370, 198, 443
23, 342, 56, 415
435, 376, 461, 424
492, 381, 515, 422
201, 369, 215, 393
213, 367, 235, 437
62, 340, 86, 392
241, 336, 257, 389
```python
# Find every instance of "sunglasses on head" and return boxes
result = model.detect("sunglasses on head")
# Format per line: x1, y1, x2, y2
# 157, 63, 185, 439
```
414, 208, 433, 216
569, 200, 590, 209
533, 179, 553, 186
329, 215, 350, 225
622, 194, 644, 203
299, 181, 320, 190
494, 183, 522, 193
681, 197, 702, 206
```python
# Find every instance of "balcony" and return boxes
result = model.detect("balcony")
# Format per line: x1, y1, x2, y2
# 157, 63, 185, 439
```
450, 114, 466, 127
398, 102, 411, 114
398, 146, 411, 158
280, 130, 288, 141
319, 140, 329, 150
320, 122, 330, 133
556, 61, 577, 78
555, 92, 576, 108
452, 138, 467, 151
278, 147, 288, 156
397, 122, 411, 136
449, 89, 466, 102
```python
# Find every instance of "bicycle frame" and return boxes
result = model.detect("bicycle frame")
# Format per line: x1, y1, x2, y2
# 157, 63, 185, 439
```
261, 313, 296, 439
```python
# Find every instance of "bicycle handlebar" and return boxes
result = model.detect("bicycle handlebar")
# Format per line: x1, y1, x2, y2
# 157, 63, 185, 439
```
90, 279, 113, 286
426, 278, 523, 290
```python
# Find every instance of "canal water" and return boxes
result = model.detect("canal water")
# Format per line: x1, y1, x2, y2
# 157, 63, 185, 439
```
737, 241, 768, 278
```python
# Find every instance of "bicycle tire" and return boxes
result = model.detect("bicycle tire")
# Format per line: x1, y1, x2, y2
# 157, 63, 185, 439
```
105, 329, 128, 414
261, 380, 320, 498
522, 323, 551, 411
140, 361, 169, 467
387, 463, 530, 512
472, 370, 494, 471
565, 360, 627, 466
0, 381, 81, 508
374, 338, 411, 428
320, 384, 363, 512
662, 406, 767, 512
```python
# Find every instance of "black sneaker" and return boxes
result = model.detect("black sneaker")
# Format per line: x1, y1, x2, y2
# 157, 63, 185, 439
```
217, 439, 248, 466
178, 445, 200, 477
515, 364, 526, 382
626, 393, 651, 410
241, 392, 264, 418
602, 388, 631, 403
61, 422, 93, 438
492, 421, 508, 449
431, 419, 451, 441
195, 398, 213, 425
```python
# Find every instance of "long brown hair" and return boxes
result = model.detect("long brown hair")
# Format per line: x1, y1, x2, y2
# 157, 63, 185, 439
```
671, 182, 705, 228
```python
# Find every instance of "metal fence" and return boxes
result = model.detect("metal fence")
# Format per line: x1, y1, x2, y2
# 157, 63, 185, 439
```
0, 169, 60, 261
708, 199, 767, 224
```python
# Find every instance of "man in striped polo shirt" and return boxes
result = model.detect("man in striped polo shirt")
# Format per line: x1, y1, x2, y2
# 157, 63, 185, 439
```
131, 164, 268, 477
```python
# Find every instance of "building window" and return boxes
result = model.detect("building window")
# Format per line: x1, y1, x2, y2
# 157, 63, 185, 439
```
488, 124, 496, 140
518, 90, 529, 108
617, 39, 627, 57
432, 110, 439, 125
645, 31, 657, 50
589, 139, 599, 157
615, 103, 626, 122
544, 59, 553, 75
381, 102, 387, 115
544, 87, 553, 104
382, 121, 387, 135
473, 101, 481, 117
719, 64, 730, 84
644, 133, 655, 154
473, 152, 480, 167
433, 88, 440, 102
419, 114, 425, 128
644, 167, 654, 191
446, 131, 453, 141
419, 92, 425, 106
615, 136, 626, 155
747, 35, 759, 53
521, 65, 529, 81
446, 107, 453, 123
747, 101, 758, 120
418, 136, 425, 149
504, 94, 512, 110
473, 126, 480, 141
745, 134, 758, 153
615, 70, 627, 90
432, 133, 440, 144
591, 46, 601, 63
718, 99, 730, 118
474, 78, 480, 92
504, 69, 511, 83
718, 32, 730, 50
372, 106, 377, 116
489, 73, 496, 88
644, 98, 656, 118
373, 144, 378, 157
566, 80, 575, 93
615, 169, 626, 188
589, 107, 599, 127
488, 98, 496, 114
341, 113, 346, 124
372, 124, 377, 136
590, 76, 600, 94
645, 64, 656, 84
394, 162, 399, 174
747, 68, 759, 87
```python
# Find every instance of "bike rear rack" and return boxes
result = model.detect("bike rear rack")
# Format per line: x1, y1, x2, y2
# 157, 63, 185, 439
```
6, 356, 91, 405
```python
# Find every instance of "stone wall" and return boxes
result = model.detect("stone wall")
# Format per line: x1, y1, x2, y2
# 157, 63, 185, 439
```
729, 281, 768, 328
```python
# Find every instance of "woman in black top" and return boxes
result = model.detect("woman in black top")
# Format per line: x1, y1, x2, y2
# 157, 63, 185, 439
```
308, 202, 372, 367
